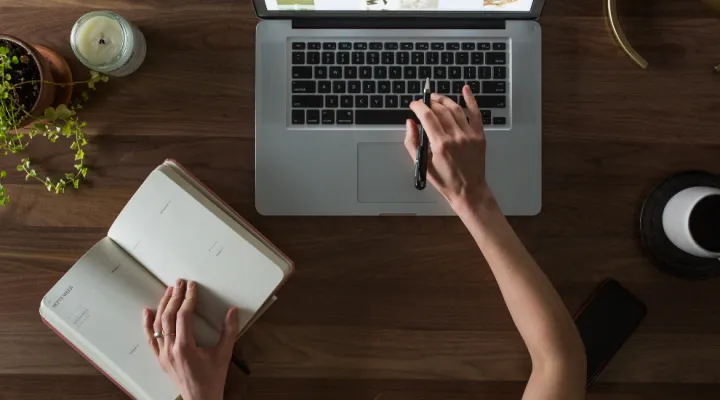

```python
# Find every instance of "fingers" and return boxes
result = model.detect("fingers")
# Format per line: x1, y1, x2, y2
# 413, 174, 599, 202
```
218, 307, 240, 358
431, 93, 470, 131
462, 86, 484, 135
409, 100, 446, 143
403, 119, 420, 159
430, 101, 458, 134
161, 279, 187, 346
153, 286, 173, 346
143, 308, 160, 357
176, 280, 198, 347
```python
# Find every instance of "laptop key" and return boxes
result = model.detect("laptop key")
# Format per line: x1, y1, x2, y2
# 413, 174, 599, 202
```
384, 42, 399, 50
438, 81, 451, 94
308, 42, 321, 50
419, 67, 432, 79
456, 52, 469, 65
411, 52, 425, 65
341, 96, 354, 108
464, 66, 476, 79
475, 95, 506, 108
292, 42, 306, 50
356, 95, 369, 108
483, 81, 506, 94
352, 52, 365, 64
368, 52, 380, 65
427, 52, 439, 65
360, 66, 372, 79
493, 117, 507, 125
355, 110, 418, 125
292, 95, 323, 108
452, 81, 465, 94
486, 52, 507, 65
322, 110, 335, 124
400, 95, 413, 107
306, 110, 320, 124
447, 95, 459, 103
471, 52, 484, 65
401, 42, 414, 50
326, 95, 339, 108
370, 96, 383, 108
479, 66, 492, 79
337, 110, 354, 124
322, 52, 334, 64
363, 81, 376, 93
447, 42, 460, 50
291, 110, 304, 124
449, 66, 462, 79
319, 81, 331, 93
382, 52, 394, 65
433, 66, 447, 79
292, 66, 312, 79
483, 116, 492, 125
468, 81, 480, 93
370, 42, 383, 50
314, 66, 327, 79
385, 95, 399, 108
354, 42, 368, 50
339, 42, 352, 50
330, 67, 342, 79
393, 81, 406, 93
441, 52, 454, 65
307, 52, 320, 64
477, 42, 491, 50
345, 66, 358, 79
493, 66, 507, 79
378, 81, 391, 94
404, 66, 417, 79
374, 66, 388, 79
292, 81, 316, 93
493, 43, 507, 50
408, 80, 421, 93
416, 42, 429, 50
348, 81, 361, 93
397, 52, 410, 65
333, 81, 346, 93
462, 43, 476, 50
323, 42, 337, 50
431, 43, 444, 50
482, 110, 492, 118
292, 52, 305, 64
338, 52, 350, 65
390, 66, 403, 79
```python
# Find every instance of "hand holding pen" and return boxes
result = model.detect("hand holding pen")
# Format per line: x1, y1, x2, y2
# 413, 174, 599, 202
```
405, 85, 489, 207
413, 78, 432, 190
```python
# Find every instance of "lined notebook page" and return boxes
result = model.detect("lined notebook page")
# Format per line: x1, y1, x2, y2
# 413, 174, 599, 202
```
108, 167, 286, 332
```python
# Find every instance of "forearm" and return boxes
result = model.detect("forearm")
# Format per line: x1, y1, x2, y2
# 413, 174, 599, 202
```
453, 193, 585, 369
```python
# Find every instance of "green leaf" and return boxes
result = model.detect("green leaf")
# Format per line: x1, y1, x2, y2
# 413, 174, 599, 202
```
0, 47, 8, 55
43, 106, 57, 120
70, 141, 78, 150
32, 123, 46, 132
74, 164, 82, 170
75, 149, 85, 160
73, 180, 80, 189
25, 174, 30, 181
0, 171, 6, 178
11, 56, 18, 64
4, 74, 10, 80
81, 168, 88, 178
15, 165, 23, 172
54, 104, 73, 120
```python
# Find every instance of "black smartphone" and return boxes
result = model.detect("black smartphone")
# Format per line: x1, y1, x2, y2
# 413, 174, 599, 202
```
574, 279, 647, 388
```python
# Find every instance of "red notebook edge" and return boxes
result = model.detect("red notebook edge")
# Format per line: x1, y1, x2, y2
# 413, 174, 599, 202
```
40, 316, 139, 400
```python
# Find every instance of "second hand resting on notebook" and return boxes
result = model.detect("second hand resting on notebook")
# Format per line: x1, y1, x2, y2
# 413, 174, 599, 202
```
143, 279, 239, 400
144, 86, 585, 400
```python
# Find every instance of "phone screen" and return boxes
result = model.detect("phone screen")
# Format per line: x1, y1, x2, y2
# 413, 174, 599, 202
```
574, 279, 647, 387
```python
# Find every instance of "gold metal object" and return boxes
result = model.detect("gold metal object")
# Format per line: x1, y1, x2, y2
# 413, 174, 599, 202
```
605, 0, 649, 69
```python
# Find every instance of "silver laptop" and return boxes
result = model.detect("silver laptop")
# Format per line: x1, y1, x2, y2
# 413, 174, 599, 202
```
254, 0, 543, 216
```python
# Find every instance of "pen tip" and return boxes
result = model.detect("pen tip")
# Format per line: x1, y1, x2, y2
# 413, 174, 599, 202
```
424, 78, 430, 92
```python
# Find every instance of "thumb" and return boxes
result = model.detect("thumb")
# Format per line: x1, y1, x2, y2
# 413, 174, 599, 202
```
403, 119, 420, 160
218, 307, 240, 354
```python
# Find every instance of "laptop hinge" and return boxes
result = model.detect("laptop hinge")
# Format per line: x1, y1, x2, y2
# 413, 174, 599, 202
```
292, 18, 505, 30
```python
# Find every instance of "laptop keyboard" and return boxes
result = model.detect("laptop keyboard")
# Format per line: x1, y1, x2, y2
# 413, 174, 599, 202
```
289, 40, 509, 127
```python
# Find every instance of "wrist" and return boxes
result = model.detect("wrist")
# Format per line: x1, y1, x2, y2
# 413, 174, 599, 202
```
449, 184, 498, 219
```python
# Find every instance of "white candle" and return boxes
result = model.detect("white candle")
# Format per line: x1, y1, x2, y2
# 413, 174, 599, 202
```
74, 15, 124, 65
71, 11, 146, 77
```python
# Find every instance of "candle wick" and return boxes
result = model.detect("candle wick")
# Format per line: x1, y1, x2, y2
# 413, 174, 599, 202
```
99, 38, 106, 45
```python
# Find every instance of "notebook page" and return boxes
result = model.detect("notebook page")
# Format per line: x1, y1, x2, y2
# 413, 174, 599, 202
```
39, 237, 217, 400
107, 168, 286, 332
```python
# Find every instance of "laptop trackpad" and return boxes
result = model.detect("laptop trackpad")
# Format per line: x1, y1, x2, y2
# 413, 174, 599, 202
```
357, 143, 439, 203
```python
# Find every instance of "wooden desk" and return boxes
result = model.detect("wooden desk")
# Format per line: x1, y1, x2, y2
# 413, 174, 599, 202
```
1, 1, 720, 399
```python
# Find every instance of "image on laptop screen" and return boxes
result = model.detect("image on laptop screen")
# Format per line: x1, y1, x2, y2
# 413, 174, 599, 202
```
264, 0, 534, 12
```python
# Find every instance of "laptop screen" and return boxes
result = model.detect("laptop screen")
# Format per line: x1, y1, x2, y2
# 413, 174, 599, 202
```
261, 0, 535, 13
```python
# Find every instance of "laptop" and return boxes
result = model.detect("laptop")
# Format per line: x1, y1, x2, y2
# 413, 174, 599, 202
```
254, 0, 543, 216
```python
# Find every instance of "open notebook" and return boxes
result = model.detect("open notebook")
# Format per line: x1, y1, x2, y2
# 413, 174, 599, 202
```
39, 160, 294, 400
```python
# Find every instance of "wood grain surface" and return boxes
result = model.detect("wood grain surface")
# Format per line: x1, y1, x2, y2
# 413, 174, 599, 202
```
2, 0, 720, 399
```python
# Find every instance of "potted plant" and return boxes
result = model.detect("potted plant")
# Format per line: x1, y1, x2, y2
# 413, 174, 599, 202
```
0, 35, 107, 206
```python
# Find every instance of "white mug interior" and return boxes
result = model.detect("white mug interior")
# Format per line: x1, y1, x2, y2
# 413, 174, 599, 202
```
662, 187, 720, 259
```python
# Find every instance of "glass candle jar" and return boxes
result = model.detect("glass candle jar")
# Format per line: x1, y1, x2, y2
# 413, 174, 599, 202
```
70, 11, 146, 77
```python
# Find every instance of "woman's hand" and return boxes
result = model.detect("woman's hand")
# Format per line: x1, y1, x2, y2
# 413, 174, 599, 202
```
143, 279, 239, 400
405, 86, 492, 211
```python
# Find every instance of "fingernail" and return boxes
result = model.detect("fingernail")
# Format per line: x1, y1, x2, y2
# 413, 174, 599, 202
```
166, 286, 173, 294
188, 281, 195, 289
144, 308, 150, 316
176, 279, 183, 287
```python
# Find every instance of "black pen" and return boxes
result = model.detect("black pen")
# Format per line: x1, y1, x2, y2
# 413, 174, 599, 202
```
414, 78, 431, 190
